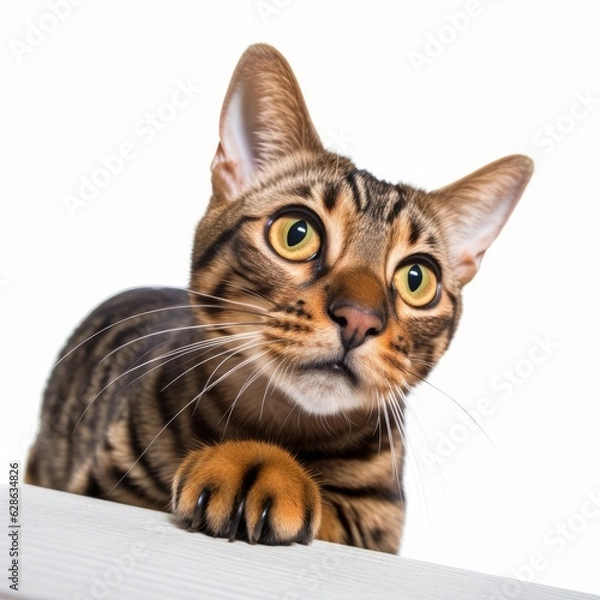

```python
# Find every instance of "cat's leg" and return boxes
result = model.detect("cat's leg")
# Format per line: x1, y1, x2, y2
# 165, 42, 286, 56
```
172, 440, 322, 545
316, 489, 404, 554
309, 448, 405, 554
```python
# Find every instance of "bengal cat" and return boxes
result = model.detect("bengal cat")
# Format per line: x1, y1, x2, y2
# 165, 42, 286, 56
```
26, 44, 533, 553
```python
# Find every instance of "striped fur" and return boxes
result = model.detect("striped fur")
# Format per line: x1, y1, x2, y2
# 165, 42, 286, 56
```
26, 44, 532, 553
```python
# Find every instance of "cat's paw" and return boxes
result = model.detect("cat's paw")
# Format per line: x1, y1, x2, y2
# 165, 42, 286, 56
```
172, 440, 322, 545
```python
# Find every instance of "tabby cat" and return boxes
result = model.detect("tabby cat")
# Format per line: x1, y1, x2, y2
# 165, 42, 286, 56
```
26, 44, 533, 553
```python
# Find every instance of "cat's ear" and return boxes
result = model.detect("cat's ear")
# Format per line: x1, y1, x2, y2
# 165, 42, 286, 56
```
211, 44, 322, 202
429, 155, 533, 286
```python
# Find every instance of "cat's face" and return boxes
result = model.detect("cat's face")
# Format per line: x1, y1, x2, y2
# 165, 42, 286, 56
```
191, 158, 459, 416
190, 45, 532, 417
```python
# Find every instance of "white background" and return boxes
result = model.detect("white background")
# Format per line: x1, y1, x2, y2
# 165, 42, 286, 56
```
1, 0, 599, 595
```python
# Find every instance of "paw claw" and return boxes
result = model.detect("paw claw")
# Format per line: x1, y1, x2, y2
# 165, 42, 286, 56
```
192, 488, 209, 530
250, 499, 271, 544
228, 497, 246, 542
173, 442, 321, 545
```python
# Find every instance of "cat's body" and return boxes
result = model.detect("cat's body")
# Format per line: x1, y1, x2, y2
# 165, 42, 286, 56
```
26, 44, 532, 553
27, 285, 403, 550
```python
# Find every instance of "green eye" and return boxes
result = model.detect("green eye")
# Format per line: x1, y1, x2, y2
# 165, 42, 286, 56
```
394, 262, 438, 307
268, 213, 321, 261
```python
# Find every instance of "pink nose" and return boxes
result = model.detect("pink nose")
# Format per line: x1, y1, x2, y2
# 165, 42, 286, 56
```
329, 304, 384, 351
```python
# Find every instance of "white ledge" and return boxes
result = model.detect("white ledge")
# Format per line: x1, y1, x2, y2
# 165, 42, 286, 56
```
2, 484, 597, 600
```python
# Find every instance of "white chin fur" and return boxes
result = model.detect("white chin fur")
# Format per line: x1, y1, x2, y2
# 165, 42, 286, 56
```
275, 371, 365, 416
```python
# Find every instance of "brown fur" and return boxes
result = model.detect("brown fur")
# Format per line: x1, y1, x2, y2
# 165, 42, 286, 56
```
26, 44, 533, 553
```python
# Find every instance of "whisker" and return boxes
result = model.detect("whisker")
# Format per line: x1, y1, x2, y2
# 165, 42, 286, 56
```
259, 355, 288, 422
109, 345, 271, 496
55, 303, 199, 367
387, 385, 429, 524
198, 344, 270, 406
398, 384, 459, 521
381, 398, 402, 496
406, 368, 496, 449
374, 397, 383, 452
220, 354, 278, 438
319, 413, 335, 438
98, 321, 264, 364
159, 335, 264, 393
407, 387, 451, 430
409, 356, 437, 369
72, 332, 262, 435
55, 302, 267, 368
182, 287, 269, 313
402, 396, 458, 518
190, 339, 268, 416
218, 279, 274, 307
73, 342, 204, 435
277, 399, 301, 437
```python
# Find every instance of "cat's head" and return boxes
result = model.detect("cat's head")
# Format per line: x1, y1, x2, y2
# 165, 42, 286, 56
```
190, 44, 533, 417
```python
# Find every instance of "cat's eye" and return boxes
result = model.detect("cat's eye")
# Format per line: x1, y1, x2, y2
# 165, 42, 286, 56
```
267, 212, 322, 262
394, 261, 439, 307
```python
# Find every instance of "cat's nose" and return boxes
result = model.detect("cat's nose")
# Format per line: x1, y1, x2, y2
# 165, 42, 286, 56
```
328, 303, 384, 351
327, 266, 388, 351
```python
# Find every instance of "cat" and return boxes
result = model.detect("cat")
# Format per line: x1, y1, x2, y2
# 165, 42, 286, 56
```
25, 44, 533, 553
